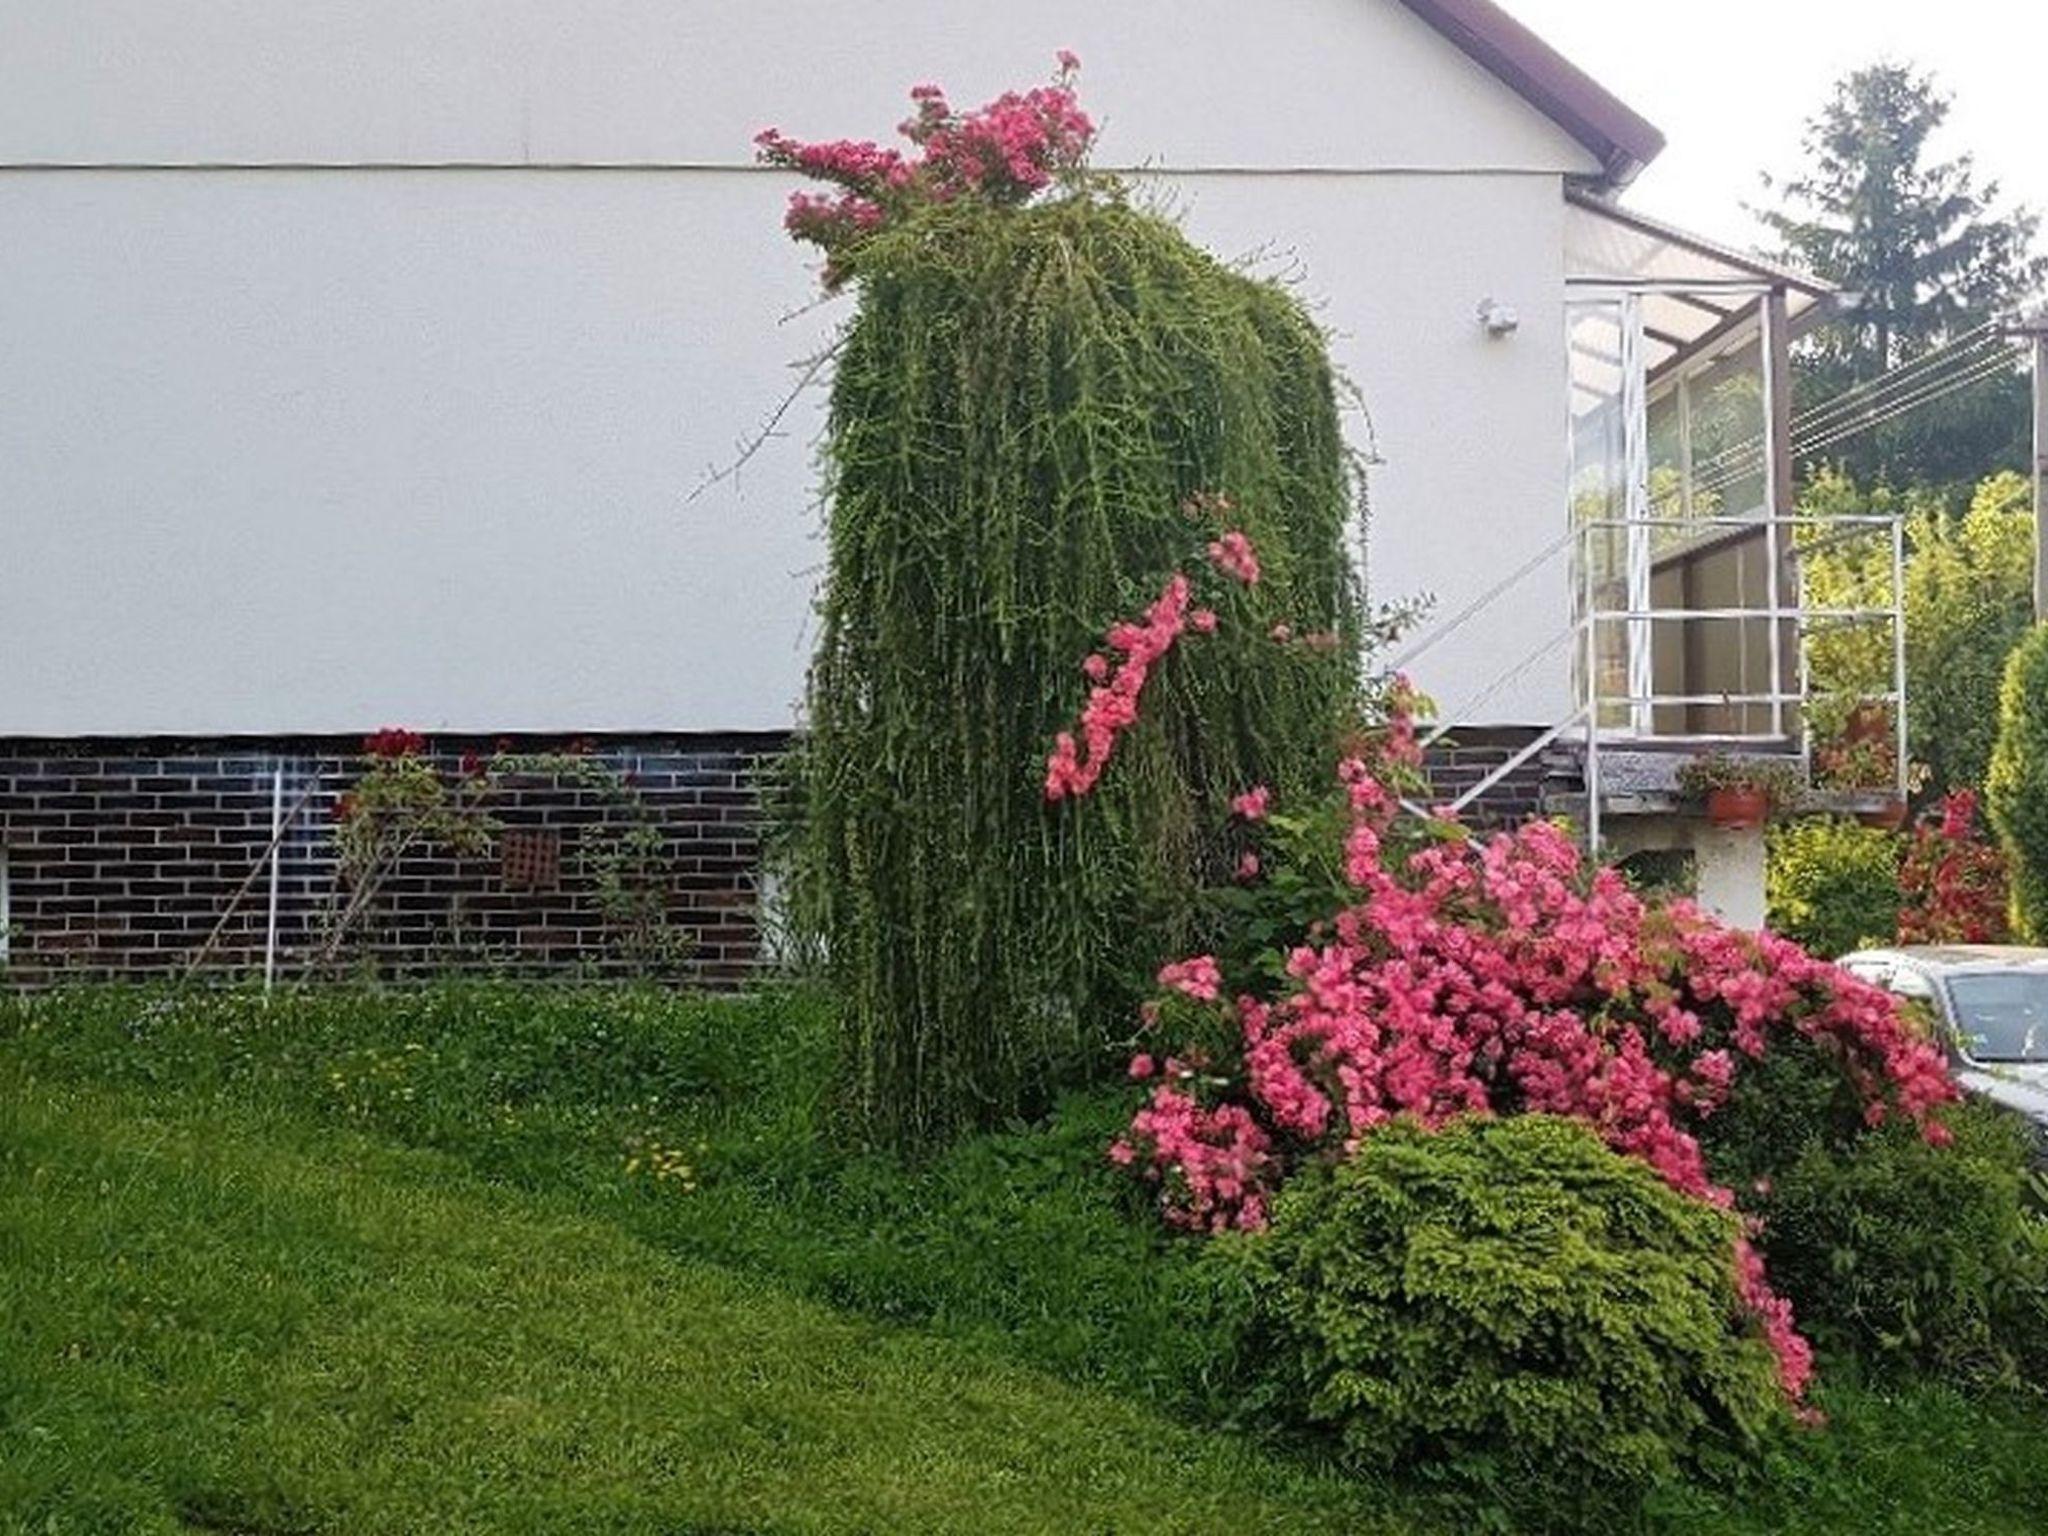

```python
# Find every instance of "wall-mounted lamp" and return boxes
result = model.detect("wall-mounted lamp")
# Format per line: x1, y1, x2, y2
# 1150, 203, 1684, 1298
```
1476, 297, 1521, 337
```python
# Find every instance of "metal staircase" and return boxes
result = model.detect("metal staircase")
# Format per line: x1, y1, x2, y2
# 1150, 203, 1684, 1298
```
1387, 511, 1907, 853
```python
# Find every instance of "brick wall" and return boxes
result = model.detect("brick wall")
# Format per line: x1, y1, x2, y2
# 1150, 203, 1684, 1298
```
0, 734, 786, 987
0, 728, 1563, 987
1420, 727, 1569, 827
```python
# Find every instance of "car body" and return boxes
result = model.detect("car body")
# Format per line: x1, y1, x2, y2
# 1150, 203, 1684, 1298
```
1836, 945, 2048, 1131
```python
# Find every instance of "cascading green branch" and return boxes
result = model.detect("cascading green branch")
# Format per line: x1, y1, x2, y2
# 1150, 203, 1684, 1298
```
783, 190, 1369, 1145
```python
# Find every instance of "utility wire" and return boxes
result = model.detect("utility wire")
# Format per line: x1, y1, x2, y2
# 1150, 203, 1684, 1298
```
1794, 349, 2021, 459
1685, 340, 2022, 500
1676, 323, 2012, 489
1790, 320, 2005, 433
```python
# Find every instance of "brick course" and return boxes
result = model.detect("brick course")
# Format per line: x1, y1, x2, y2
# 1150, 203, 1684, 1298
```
0, 727, 1561, 987
1420, 726, 1567, 828
0, 734, 786, 986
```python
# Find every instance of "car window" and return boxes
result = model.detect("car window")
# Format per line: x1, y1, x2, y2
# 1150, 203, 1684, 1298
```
1946, 973, 2048, 1063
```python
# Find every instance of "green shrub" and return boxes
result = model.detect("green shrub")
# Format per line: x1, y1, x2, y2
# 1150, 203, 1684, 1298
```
1765, 816, 1902, 957
1987, 623, 2048, 941
1800, 470, 2035, 797
1751, 1101, 2048, 1386
1906, 473, 2036, 795
792, 192, 1363, 1144
1215, 1116, 1786, 1517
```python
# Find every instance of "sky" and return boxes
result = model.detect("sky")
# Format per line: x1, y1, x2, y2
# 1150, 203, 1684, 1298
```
1504, 0, 2048, 254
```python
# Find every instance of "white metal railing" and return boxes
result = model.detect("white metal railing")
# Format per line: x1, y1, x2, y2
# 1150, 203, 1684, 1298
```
1393, 511, 1907, 855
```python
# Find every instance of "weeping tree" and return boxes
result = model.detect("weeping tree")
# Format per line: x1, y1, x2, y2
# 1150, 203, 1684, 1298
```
763, 65, 1369, 1142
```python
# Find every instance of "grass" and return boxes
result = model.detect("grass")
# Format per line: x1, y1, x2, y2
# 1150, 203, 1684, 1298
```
3, 984, 2047, 1533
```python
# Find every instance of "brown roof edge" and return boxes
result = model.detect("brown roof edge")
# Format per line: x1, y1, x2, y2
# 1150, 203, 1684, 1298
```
1396, 0, 1666, 187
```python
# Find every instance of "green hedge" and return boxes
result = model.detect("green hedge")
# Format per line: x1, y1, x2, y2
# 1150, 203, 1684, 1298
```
1765, 816, 1902, 958
1988, 623, 2048, 940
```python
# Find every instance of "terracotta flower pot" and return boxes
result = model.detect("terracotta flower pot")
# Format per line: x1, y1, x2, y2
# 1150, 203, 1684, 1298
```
1859, 798, 1910, 832
1705, 785, 1769, 830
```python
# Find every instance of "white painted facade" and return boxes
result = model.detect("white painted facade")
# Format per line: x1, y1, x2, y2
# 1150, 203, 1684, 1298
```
0, 0, 1605, 736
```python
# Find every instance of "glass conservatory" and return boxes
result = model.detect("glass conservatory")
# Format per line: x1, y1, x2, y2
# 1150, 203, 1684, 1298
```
1565, 192, 1872, 746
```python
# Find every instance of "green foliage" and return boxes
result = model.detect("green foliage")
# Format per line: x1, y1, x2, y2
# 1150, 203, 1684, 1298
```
1699, 1033, 1878, 1198
792, 192, 1363, 1143
1216, 1116, 1787, 1519
1674, 752, 1806, 809
1987, 624, 2048, 941
1799, 470, 2035, 796
1907, 473, 2036, 794
1762, 66, 2044, 491
1750, 1103, 2048, 1387
11, 987, 2048, 1532
1766, 817, 1902, 957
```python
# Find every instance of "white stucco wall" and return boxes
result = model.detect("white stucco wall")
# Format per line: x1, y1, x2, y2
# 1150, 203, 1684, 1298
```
0, 0, 1590, 735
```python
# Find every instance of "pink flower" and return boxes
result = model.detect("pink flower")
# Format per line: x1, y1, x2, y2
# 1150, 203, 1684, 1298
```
1231, 785, 1272, 822
758, 57, 1097, 284
1128, 1053, 1156, 1080
1158, 955, 1224, 1003
1236, 850, 1262, 882
1044, 572, 1192, 801
1103, 690, 1959, 1406
1206, 530, 1261, 586
1190, 608, 1218, 634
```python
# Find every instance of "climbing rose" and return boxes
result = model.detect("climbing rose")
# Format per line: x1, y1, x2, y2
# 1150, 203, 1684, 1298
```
758, 56, 1094, 284
1044, 572, 1195, 801
1206, 530, 1262, 586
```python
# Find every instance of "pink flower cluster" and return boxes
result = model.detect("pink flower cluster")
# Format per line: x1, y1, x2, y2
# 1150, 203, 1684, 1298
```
1114, 1082, 1273, 1232
1108, 694, 1958, 1403
1045, 573, 1195, 801
1206, 530, 1261, 586
1044, 520, 1269, 804
1158, 955, 1224, 1002
1231, 785, 1272, 822
756, 55, 1095, 281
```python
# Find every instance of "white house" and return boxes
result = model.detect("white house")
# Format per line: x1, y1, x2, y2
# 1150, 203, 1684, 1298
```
0, 0, 1867, 979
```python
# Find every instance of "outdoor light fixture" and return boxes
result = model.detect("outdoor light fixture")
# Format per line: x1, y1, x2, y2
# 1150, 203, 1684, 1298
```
1477, 297, 1521, 337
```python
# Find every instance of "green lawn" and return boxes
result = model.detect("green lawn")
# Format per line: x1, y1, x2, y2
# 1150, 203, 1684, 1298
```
3, 986, 2046, 1533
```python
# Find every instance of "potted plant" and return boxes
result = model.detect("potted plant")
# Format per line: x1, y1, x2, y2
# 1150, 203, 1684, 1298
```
1675, 754, 1804, 831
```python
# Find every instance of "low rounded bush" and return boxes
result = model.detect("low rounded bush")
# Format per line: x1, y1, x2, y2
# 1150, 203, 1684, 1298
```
1751, 1100, 2048, 1386
1766, 816, 1901, 958
1217, 1116, 1787, 1515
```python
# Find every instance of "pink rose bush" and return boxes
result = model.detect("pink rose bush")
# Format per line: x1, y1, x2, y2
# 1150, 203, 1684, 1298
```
1043, 549, 1961, 1408
758, 55, 1095, 285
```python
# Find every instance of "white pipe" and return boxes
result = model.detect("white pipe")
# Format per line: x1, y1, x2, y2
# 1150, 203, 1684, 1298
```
264, 760, 284, 997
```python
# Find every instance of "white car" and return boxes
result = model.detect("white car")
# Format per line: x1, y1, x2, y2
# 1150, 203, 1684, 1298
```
1837, 945, 2048, 1132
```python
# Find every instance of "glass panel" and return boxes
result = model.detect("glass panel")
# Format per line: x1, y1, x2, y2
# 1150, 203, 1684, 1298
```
1646, 305, 1766, 547
1568, 301, 1630, 728
1641, 303, 1774, 736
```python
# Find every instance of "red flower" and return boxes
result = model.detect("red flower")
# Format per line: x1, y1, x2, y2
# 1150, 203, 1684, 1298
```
363, 727, 426, 760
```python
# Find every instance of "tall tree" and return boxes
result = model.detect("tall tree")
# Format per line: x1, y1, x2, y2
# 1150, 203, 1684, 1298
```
1760, 65, 2044, 494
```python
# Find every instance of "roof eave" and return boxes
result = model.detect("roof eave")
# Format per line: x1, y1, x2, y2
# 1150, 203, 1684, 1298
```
1397, 0, 1666, 189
